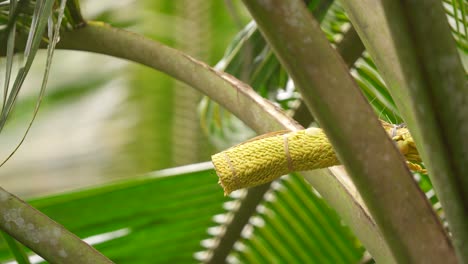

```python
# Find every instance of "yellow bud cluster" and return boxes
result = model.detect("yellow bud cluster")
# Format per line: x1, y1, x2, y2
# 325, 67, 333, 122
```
212, 121, 424, 195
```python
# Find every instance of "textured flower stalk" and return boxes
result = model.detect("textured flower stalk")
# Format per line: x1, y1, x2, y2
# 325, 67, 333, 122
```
212, 121, 423, 194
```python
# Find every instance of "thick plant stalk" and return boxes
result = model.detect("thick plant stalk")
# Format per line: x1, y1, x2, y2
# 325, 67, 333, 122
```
241, 0, 455, 263
339, 0, 468, 262
213, 122, 424, 194
0, 187, 113, 264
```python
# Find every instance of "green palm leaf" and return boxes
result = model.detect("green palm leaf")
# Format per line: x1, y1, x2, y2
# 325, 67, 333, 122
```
0, 163, 226, 263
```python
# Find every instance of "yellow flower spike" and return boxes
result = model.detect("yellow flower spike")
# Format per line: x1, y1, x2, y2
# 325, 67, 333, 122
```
212, 121, 424, 195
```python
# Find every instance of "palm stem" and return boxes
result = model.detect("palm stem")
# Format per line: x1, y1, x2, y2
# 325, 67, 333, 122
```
240, 0, 454, 263
340, 0, 467, 262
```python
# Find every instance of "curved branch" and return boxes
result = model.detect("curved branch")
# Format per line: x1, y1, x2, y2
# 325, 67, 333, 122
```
57, 21, 296, 133
0, 187, 113, 263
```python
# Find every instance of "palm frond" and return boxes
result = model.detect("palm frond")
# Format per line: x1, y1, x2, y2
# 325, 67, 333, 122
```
0, 0, 68, 166
443, 0, 468, 53
200, 174, 365, 263
0, 163, 225, 263
1, 231, 30, 264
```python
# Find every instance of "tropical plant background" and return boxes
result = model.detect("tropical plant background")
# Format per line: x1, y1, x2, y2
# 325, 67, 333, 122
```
0, 0, 466, 263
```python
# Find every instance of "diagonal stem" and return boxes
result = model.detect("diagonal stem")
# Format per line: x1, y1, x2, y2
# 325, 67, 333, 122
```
241, 0, 455, 263
340, 0, 468, 261
0, 187, 113, 264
